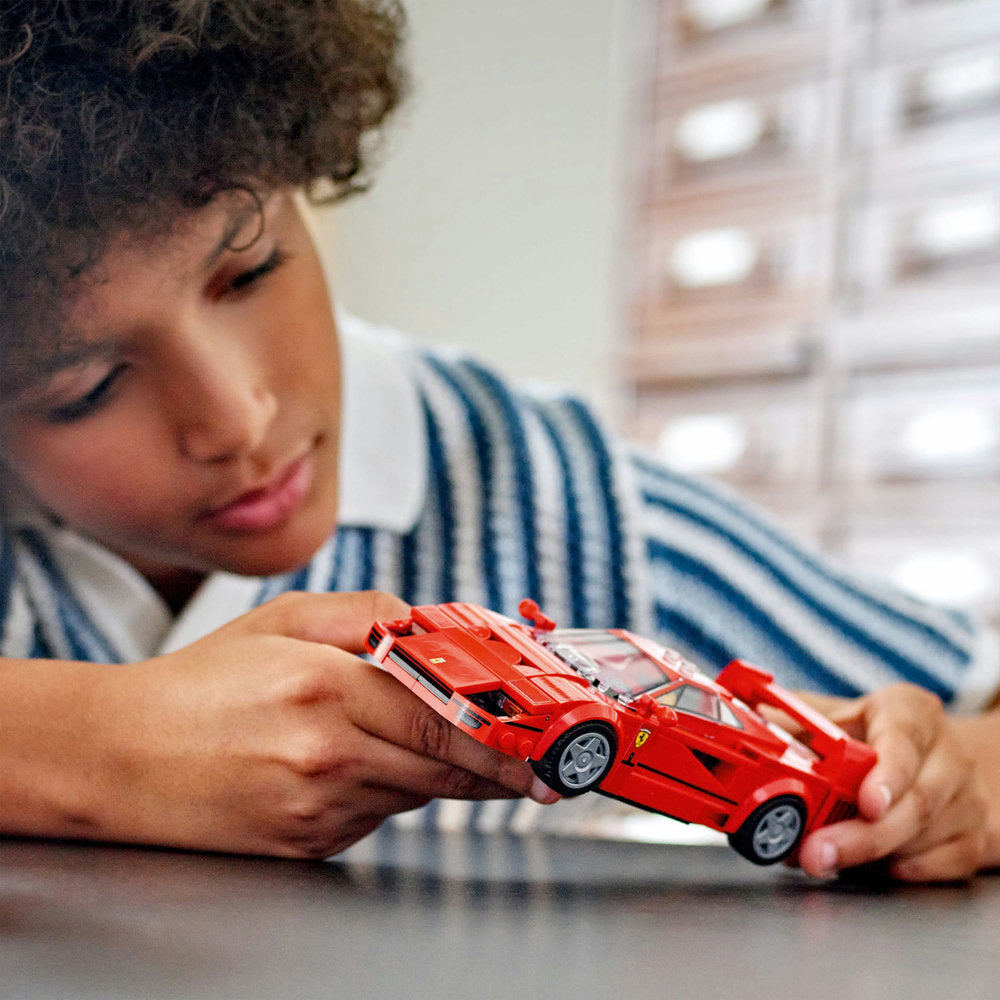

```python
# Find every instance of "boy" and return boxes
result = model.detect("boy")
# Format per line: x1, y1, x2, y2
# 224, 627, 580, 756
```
0, 0, 996, 880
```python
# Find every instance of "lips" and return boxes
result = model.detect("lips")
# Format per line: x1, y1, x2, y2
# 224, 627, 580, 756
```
199, 451, 315, 533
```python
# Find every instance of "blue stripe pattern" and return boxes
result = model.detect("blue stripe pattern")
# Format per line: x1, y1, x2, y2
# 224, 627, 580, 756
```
460, 358, 542, 607
648, 539, 871, 698
422, 354, 503, 611
17, 529, 119, 663
29, 619, 51, 659
534, 404, 587, 626
0, 540, 17, 649
414, 396, 455, 603
329, 528, 378, 593
636, 455, 975, 653
633, 455, 974, 701
564, 398, 630, 628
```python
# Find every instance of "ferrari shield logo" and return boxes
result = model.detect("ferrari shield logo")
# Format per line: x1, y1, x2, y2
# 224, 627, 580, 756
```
635, 729, 651, 749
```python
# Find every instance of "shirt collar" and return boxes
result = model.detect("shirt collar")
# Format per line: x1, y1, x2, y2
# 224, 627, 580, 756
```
335, 312, 427, 532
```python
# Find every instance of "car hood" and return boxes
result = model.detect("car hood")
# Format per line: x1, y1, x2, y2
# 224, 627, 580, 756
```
393, 629, 599, 710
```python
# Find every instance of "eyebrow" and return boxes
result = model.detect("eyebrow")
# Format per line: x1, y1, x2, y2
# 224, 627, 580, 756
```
35, 341, 116, 374
0, 349, 98, 415
202, 195, 270, 271
3, 340, 117, 399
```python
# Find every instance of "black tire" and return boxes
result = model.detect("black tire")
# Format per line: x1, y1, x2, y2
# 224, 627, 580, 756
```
728, 795, 807, 865
531, 723, 617, 797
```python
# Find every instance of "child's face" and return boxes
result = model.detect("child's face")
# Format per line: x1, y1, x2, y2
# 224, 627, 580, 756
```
2, 191, 342, 588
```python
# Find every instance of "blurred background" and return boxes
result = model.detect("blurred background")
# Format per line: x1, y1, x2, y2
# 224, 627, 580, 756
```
310, 0, 1000, 632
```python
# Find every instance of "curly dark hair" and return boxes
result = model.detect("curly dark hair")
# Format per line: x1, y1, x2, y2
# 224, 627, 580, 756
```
0, 0, 406, 386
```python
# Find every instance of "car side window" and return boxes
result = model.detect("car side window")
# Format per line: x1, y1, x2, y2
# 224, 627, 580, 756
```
662, 683, 720, 721
719, 701, 744, 730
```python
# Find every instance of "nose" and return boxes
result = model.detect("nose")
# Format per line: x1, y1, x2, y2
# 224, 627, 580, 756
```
171, 346, 279, 464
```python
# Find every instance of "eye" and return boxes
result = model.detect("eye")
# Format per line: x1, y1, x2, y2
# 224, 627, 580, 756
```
45, 364, 128, 424
226, 247, 287, 293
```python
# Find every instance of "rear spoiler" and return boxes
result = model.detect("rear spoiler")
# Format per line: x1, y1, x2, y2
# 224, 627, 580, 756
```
716, 659, 876, 780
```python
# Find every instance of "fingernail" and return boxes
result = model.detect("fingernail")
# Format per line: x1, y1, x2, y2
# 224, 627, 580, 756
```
529, 776, 559, 804
879, 784, 893, 810
816, 841, 838, 879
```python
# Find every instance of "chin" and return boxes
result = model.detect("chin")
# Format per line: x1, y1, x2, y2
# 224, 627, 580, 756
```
209, 515, 337, 578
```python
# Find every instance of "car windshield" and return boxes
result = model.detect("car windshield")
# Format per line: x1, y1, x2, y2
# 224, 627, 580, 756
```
538, 630, 670, 697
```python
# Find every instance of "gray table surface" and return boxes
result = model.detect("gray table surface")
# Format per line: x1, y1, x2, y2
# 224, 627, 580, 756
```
2, 827, 999, 999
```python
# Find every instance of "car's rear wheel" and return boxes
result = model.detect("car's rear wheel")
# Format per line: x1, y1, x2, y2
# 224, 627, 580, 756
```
532, 723, 616, 796
728, 795, 806, 865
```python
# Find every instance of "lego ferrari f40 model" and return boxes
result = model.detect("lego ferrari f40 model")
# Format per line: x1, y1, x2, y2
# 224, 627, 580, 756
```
367, 600, 877, 865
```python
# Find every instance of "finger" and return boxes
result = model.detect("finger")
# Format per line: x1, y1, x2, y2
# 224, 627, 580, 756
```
277, 783, 433, 838
347, 665, 559, 804
280, 811, 406, 860
799, 755, 963, 877
795, 691, 861, 725
889, 833, 984, 883
861, 686, 941, 755
789, 687, 923, 822
792, 691, 866, 734
346, 725, 543, 803
248, 590, 410, 651
354, 788, 433, 817
757, 704, 809, 738
267, 645, 560, 804
366, 756, 528, 802
892, 783, 986, 859
853, 686, 944, 820
798, 820, 862, 878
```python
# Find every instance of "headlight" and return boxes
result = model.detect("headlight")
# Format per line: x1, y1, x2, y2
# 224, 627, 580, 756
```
467, 689, 525, 717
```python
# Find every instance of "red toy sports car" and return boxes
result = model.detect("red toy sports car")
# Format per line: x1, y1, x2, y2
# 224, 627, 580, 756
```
367, 599, 876, 865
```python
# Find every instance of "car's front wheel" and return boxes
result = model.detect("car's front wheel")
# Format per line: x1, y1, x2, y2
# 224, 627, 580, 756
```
728, 795, 806, 865
532, 723, 616, 796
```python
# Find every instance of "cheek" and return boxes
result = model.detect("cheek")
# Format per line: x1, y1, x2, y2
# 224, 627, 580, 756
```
263, 289, 339, 401
5, 421, 172, 527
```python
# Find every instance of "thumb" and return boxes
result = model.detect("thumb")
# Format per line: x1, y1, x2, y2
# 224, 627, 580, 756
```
246, 590, 411, 653
792, 690, 867, 739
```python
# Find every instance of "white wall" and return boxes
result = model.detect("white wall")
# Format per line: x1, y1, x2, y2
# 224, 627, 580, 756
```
307, 0, 635, 413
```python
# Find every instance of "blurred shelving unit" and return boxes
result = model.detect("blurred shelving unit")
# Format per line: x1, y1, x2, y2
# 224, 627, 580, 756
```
624, 0, 1000, 628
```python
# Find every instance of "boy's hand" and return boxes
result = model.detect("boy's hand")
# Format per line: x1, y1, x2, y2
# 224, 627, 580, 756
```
91, 591, 557, 857
794, 685, 987, 882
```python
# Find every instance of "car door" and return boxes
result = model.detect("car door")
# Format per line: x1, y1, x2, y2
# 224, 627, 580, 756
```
617, 683, 756, 821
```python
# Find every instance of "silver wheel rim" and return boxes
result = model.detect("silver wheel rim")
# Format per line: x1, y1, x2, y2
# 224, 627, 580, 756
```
752, 804, 802, 860
557, 732, 611, 790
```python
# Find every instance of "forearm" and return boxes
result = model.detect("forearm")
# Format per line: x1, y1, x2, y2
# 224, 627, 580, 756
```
0, 591, 554, 859
0, 656, 124, 841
